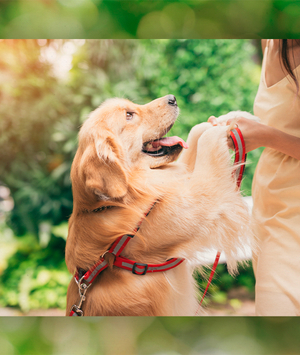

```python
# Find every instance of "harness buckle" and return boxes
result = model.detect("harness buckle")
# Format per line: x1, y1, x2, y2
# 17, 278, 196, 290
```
132, 262, 148, 275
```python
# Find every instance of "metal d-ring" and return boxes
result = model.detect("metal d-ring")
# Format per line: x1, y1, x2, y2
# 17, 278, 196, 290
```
77, 277, 91, 294
101, 250, 109, 258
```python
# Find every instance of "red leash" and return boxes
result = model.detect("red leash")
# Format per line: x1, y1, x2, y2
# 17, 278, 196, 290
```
195, 127, 247, 315
195, 251, 221, 315
230, 127, 247, 189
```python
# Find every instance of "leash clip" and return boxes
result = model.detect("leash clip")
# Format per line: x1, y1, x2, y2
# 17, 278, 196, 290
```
70, 276, 91, 316
70, 304, 83, 316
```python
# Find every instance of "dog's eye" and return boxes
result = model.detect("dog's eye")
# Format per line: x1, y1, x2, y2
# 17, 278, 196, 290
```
126, 112, 134, 120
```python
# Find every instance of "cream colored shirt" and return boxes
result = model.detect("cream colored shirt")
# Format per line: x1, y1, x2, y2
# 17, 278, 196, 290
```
252, 42, 300, 316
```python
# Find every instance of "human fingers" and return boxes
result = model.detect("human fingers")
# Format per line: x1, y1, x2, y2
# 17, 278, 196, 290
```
226, 118, 235, 126
208, 116, 227, 126
208, 116, 218, 125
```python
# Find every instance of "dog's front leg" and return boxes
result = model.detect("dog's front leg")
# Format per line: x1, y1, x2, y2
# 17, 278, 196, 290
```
191, 125, 231, 179
178, 122, 212, 172
188, 126, 250, 273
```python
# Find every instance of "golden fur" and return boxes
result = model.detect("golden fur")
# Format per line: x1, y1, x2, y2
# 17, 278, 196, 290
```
65, 96, 252, 316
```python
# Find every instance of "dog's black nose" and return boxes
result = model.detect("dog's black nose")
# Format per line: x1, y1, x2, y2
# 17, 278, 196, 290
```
167, 95, 177, 106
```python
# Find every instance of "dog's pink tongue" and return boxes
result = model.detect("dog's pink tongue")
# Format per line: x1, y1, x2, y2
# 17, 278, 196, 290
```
153, 136, 189, 149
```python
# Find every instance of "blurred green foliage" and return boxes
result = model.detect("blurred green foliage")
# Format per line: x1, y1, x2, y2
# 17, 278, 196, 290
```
0, 39, 261, 311
0, 40, 76, 236
2, 317, 300, 355
0, 234, 69, 312
0, 0, 300, 38
195, 262, 256, 308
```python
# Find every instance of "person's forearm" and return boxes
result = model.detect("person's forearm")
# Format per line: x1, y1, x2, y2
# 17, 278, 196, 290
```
260, 124, 300, 160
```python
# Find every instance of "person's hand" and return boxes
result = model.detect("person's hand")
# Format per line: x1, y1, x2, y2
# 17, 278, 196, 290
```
208, 116, 265, 153
208, 116, 225, 126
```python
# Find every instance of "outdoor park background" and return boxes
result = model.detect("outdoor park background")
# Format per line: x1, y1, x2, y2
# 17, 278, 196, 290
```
0, 39, 263, 316
0, 0, 299, 38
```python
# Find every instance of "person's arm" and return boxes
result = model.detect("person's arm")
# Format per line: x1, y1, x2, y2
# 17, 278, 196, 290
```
261, 39, 268, 55
209, 116, 300, 160
251, 120, 300, 160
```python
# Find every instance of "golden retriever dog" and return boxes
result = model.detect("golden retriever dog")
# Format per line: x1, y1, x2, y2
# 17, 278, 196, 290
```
65, 95, 252, 316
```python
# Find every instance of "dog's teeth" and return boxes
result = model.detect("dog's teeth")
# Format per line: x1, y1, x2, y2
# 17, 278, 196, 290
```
145, 142, 162, 151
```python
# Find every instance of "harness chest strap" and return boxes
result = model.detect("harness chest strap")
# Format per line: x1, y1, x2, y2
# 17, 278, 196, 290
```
114, 255, 185, 275
73, 250, 184, 285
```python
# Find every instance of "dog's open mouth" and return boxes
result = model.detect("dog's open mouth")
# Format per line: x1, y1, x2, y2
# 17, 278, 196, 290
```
142, 136, 189, 157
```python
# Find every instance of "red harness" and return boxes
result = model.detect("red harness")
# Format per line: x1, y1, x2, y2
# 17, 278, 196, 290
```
69, 127, 247, 316
69, 201, 185, 316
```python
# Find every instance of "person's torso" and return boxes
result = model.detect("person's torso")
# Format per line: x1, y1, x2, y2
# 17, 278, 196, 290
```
254, 40, 300, 137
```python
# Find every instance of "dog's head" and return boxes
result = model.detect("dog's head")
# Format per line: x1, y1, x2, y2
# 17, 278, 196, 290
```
71, 95, 188, 204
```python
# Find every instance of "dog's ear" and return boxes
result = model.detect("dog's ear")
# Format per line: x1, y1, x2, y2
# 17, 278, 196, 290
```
81, 134, 128, 199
